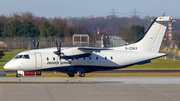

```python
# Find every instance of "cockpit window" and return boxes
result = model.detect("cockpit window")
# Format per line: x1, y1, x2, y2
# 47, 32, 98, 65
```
15, 55, 30, 59
15, 55, 23, 59
23, 55, 30, 59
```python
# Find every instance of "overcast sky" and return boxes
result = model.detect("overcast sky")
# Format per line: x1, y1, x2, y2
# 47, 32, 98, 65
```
0, 0, 179, 18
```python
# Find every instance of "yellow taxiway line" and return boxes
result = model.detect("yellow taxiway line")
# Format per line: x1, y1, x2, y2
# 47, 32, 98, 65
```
44, 77, 99, 79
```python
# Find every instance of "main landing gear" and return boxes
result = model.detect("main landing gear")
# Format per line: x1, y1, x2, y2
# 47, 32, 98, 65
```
77, 72, 85, 77
67, 72, 85, 77
68, 74, 75, 77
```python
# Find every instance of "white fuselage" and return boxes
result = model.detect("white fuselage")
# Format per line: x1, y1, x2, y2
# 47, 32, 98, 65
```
4, 47, 165, 73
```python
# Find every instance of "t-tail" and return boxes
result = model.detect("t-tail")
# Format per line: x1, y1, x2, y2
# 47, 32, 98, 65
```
114, 16, 174, 53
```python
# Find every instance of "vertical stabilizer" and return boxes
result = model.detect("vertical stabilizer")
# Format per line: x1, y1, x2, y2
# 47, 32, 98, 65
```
114, 16, 174, 53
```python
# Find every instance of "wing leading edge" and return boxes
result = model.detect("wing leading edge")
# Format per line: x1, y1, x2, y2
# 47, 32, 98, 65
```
61, 47, 112, 60
78, 47, 112, 52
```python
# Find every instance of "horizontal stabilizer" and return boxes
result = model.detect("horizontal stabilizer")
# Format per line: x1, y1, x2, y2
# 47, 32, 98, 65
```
135, 60, 151, 65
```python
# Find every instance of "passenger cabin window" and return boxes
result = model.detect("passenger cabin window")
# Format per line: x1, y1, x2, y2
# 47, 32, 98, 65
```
105, 57, 107, 60
15, 55, 23, 59
83, 57, 85, 60
96, 57, 98, 60
111, 56, 113, 60
53, 57, 55, 61
23, 55, 30, 59
47, 57, 49, 61
89, 57, 91, 60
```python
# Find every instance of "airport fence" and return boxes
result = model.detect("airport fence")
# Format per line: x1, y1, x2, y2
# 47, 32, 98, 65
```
1, 36, 179, 50
0, 36, 126, 49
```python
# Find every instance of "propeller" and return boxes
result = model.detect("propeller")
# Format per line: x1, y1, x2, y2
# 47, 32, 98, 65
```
33, 40, 39, 49
54, 40, 64, 60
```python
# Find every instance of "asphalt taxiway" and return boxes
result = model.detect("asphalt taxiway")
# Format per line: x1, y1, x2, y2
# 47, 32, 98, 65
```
1, 77, 180, 101
1, 77, 180, 84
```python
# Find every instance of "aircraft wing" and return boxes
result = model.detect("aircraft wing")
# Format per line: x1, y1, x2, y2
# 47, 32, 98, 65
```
61, 47, 112, 60
78, 47, 112, 52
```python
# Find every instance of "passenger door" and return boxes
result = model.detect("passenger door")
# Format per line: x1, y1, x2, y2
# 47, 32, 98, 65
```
35, 53, 42, 68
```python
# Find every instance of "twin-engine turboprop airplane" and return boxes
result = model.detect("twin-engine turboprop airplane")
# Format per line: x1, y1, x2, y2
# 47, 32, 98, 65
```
4, 16, 174, 77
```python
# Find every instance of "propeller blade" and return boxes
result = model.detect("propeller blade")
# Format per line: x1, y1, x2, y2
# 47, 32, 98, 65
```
32, 40, 39, 49
55, 39, 59, 50
54, 51, 60, 55
33, 40, 36, 49
37, 40, 39, 49
59, 40, 62, 60
60, 55, 61, 60
53, 39, 63, 60
59, 40, 62, 51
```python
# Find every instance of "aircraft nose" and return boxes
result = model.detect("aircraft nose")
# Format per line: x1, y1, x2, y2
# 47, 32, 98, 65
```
4, 63, 10, 70
4, 61, 14, 70
4, 59, 20, 70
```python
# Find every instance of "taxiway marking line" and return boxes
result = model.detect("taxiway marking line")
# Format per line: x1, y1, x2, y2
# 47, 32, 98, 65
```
43, 78, 99, 79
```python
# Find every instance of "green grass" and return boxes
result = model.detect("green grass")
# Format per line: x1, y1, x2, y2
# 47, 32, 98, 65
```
0, 49, 27, 69
161, 48, 180, 56
124, 57, 180, 69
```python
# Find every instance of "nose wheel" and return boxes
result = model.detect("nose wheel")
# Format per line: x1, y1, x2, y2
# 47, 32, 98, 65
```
16, 74, 21, 77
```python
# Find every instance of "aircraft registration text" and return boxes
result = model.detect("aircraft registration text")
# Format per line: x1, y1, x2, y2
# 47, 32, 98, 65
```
125, 47, 137, 50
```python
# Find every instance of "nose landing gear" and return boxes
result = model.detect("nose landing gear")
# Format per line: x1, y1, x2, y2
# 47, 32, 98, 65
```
16, 74, 21, 77
16, 71, 23, 77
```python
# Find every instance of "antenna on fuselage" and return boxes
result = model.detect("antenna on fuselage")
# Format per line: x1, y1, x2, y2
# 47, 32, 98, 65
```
161, 11, 165, 17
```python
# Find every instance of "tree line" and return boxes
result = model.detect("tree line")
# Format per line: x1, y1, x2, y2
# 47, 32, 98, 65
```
0, 12, 92, 38
0, 12, 180, 44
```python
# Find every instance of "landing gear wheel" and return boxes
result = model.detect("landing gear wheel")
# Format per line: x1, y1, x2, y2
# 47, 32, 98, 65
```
68, 74, 75, 77
79, 72, 85, 77
16, 74, 21, 77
